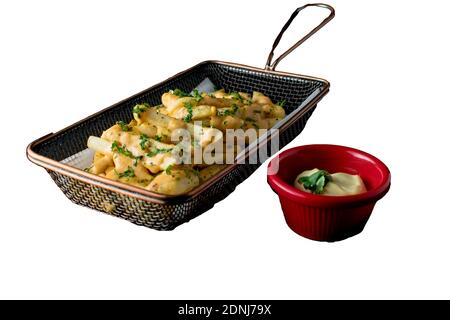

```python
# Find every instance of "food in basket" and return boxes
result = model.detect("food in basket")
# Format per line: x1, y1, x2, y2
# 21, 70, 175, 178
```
294, 168, 366, 196
86, 88, 286, 195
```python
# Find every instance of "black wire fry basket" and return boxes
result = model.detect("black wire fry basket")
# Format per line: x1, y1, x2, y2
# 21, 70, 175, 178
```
27, 3, 335, 230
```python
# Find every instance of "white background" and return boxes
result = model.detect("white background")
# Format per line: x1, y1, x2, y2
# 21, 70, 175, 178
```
1, 0, 449, 299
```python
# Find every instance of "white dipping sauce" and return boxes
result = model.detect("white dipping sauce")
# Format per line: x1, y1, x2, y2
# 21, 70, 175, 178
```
294, 168, 367, 196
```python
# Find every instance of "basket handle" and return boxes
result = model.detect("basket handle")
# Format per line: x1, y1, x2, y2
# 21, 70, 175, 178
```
265, 3, 335, 71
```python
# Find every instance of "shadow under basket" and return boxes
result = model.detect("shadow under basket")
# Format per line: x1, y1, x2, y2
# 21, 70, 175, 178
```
26, 4, 334, 230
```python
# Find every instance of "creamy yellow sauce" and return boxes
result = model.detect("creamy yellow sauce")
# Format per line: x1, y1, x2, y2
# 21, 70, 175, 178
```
294, 168, 367, 196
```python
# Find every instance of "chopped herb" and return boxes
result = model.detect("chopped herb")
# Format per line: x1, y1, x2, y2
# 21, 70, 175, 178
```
277, 100, 286, 107
252, 123, 260, 129
183, 102, 193, 123
132, 103, 149, 117
170, 88, 189, 97
111, 141, 134, 158
133, 156, 143, 166
139, 134, 149, 150
117, 166, 135, 179
154, 134, 168, 142
116, 121, 131, 131
253, 110, 261, 114
299, 170, 332, 194
229, 92, 243, 102
146, 148, 173, 157
184, 168, 200, 177
223, 120, 228, 125
111, 141, 143, 165
245, 99, 253, 105
209, 92, 216, 98
165, 164, 173, 174
191, 89, 203, 102
83, 166, 92, 172
218, 104, 239, 116
245, 117, 256, 122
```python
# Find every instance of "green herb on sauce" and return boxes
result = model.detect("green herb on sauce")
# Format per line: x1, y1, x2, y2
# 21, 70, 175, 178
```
146, 148, 173, 158
111, 141, 142, 165
183, 102, 193, 123
139, 134, 149, 150
165, 164, 173, 174
184, 168, 200, 177
299, 170, 332, 194
219, 104, 239, 116
229, 92, 243, 102
170, 89, 189, 97
132, 103, 149, 117
116, 121, 131, 131
133, 156, 143, 166
111, 141, 134, 158
117, 166, 135, 179
191, 89, 203, 102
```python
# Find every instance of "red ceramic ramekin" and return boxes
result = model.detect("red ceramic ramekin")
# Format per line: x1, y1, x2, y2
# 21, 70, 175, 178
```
267, 144, 391, 242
